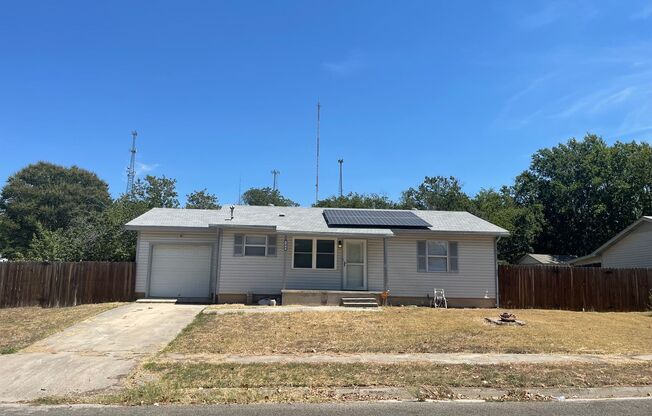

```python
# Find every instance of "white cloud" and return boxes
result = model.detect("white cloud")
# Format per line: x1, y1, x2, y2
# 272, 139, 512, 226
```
135, 162, 159, 176
323, 52, 365, 76
517, 1, 598, 29
631, 4, 652, 20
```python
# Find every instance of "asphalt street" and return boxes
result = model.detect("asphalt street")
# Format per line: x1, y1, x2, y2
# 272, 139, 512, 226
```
2, 398, 652, 416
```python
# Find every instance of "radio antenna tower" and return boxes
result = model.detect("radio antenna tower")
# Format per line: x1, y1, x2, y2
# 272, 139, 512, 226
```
315, 101, 321, 203
271, 170, 280, 191
126, 130, 138, 194
338, 159, 344, 197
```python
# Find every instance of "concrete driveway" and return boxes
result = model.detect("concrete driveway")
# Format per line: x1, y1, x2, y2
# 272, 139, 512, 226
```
0, 303, 204, 403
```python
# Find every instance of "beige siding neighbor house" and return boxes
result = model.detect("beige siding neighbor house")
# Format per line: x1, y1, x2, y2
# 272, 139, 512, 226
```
125, 206, 508, 307
571, 216, 652, 268
518, 254, 577, 266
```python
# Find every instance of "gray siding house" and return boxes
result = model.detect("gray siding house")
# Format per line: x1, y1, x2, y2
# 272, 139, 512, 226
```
571, 216, 652, 268
125, 206, 508, 307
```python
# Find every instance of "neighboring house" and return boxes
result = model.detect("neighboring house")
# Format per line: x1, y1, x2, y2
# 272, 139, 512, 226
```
571, 216, 652, 268
124, 206, 508, 307
517, 254, 577, 266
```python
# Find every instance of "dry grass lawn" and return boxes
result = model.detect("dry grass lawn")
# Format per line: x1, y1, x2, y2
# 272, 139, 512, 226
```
0, 303, 122, 354
168, 308, 652, 355
38, 361, 652, 405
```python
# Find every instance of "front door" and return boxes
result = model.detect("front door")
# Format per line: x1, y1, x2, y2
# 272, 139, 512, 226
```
344, 240, 366, 290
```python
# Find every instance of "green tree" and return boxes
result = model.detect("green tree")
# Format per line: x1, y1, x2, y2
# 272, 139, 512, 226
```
132, 175, 180, 208
315, 192, 398, 209
186, 189, 220, 209
0, 162, 111, 258
472, 187, 543, 263
241, 187, 298, 207
514, 134, 652, 256
400, 176, 473, 211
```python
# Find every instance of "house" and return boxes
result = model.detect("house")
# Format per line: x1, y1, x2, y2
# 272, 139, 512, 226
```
571, 216, 652, 268
517, 253, 577, 266
124, 205, 509, 307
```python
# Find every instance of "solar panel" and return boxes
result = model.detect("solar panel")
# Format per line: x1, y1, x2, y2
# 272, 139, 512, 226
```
323, 209, 432, 228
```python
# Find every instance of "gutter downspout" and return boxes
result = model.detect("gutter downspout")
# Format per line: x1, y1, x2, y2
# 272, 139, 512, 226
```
494, 236, 501, 308
282, 234, 288, 292
383, 237, 389, 292
214, 228, 224, 304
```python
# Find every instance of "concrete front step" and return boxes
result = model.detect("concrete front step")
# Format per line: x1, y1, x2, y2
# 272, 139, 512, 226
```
342, 303, 379, 308
341, 297, 379, 308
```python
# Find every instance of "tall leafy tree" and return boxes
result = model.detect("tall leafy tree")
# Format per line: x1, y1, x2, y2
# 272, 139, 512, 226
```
315, 192, 397, 209
241, 187, 298, 207
0, 162, 111, 258
132, 175, 180, 208
186, 189, 220, 209
514, 134, 652, 256
400, 176, 473, 211
472, 187, 543, 263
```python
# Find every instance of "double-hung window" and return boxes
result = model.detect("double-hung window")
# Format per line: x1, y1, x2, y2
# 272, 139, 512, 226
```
293, 238, 336, 269
417, 240, 458, 272
234, 234, 277, 257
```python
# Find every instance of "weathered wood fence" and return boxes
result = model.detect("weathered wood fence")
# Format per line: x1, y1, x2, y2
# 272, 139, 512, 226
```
499, 265, 652, 311
0, 261, 136, 308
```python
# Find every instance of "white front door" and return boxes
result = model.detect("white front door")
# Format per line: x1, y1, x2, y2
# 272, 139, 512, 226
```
344, 240, 366, 290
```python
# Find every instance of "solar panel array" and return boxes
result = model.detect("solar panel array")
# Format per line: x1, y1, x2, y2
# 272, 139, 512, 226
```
323, 209, 432, 228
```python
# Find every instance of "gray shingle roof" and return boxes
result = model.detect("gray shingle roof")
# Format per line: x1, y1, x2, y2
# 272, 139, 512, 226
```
125, 206, 509, 236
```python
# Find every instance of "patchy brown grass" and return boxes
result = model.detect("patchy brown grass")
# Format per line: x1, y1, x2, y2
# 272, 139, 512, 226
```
0, 303, 122, 354
141, 361, 652, 389
36, 361, 652, 405
167, 308, 652, 355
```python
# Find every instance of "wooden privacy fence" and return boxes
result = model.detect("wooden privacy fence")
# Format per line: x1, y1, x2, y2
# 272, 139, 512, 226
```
0, 261, 136, 308
499, 265, 652, 311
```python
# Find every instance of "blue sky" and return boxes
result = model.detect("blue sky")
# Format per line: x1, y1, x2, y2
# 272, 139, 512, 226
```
1, 1, 652, 206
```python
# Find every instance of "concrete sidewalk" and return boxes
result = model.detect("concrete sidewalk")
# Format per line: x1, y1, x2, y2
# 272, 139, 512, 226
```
0, 303, 204, 403
159, 352, 652, 365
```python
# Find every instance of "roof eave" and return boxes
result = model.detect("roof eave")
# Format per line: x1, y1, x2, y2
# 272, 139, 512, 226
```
581, 217, 652, 258
123, 225, 214, 232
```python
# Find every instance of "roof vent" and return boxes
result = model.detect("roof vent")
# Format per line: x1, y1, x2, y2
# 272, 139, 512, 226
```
268, 204, 275, 207
229, 205, 235, 220
279, 212, 286, 217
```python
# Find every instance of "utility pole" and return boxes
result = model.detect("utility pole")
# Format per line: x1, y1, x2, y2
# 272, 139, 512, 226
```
338, 159, 344, 197
271, 169, 280, 191
315, 101, 321, 203
125, 130, 138, 194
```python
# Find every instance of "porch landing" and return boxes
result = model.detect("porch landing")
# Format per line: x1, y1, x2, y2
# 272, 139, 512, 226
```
282, 289, 383, 306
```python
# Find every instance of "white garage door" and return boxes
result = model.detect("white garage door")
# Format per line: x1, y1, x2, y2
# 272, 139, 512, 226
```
149, 244, 212, 299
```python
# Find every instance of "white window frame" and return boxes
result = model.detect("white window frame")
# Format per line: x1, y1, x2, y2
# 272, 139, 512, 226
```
244, 235, 268, 257
291, 237, 337, 270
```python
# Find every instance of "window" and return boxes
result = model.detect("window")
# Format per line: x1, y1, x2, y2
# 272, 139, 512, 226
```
316, 240, 335, 269
244, 235, 266, 256
293, 239, 313, 268
234, 234, 277, 257
417, 240, 458, 272
293, 238, 336, 269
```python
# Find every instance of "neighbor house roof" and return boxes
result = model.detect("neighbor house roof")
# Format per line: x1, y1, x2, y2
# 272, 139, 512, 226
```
518, 253, 577, 265
570, 216, 652, 265
125, 206, 509, 237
